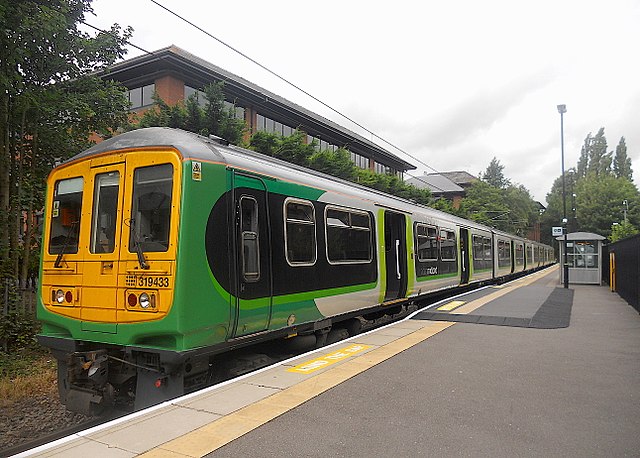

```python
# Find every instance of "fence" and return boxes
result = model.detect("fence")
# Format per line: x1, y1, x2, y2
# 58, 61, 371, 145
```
607, 234, 640, 313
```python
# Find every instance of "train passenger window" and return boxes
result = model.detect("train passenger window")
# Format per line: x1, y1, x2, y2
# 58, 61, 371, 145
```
515, 244, 524, 265
129, 164, 173, 253
90, 172, 119, 254
498, 240, 511, 267
326, 207, 372, 264
483, 237, 492, 260
416, 224, 438, 261
440, 229, 456, 261
472, 235, 484, 260
285, 199, 316, 266
240, 196, 260, 282
49, 177, 83, 255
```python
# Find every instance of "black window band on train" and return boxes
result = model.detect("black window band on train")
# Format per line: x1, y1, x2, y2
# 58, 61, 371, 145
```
240, 196, 260, 282
325, 206, 373, 264
440, 229, 457, 261
416, 224, 438, 262
284, 198, 317, 266
129, 164, 173, 253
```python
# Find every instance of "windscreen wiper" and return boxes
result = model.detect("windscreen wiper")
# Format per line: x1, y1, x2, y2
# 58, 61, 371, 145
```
54, 220, 79, 268
129, 219, 149, 270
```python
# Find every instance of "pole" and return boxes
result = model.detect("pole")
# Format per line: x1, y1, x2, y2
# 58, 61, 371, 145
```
558, 104, 569, 288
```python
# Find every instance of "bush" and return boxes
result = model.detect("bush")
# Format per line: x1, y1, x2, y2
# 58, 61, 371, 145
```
0, 311, 39, 353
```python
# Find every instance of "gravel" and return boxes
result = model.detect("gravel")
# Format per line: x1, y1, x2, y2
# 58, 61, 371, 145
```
0, 393, 91, 452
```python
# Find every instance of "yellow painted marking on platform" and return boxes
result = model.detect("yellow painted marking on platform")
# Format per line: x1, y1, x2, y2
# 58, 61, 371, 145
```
437, 300, 465, 311
287, 344, 371, 374
451, 265, 559, 315
139, 321, 454, 458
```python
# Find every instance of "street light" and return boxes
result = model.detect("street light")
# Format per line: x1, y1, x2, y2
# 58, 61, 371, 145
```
557, 104, 569, 288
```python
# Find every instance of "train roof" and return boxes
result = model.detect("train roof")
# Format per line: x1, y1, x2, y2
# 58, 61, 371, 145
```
71, 128, 546, 246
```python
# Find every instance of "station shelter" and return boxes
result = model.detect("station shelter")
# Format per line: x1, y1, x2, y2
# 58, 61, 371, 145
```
556, 232, 606, 285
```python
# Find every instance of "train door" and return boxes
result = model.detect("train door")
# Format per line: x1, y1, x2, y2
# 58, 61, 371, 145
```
459, 228, 470, 284
81, 161, 125, 332
232, 173, 272, 337
384, 211, 407, 301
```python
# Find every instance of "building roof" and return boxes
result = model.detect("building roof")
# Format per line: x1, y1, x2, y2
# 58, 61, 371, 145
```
428, 170, 478, 187
101, 45, 416, 172
404, 173, 464, 194
555, 232, 606, 241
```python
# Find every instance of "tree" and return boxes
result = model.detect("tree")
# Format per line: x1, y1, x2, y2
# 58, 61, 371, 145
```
0, 1, 132, 295
586, 128, 612, 178
613, 136, 633, 180
482, 157, 510, 188
135, 82, 246, 145
574, 175, 640, 238
576, 134, 590, 179
610, 220, 639, 242
540, 168, 578, 244
458, 181, 510, 230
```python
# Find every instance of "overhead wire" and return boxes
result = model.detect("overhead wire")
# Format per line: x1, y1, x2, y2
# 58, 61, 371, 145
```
146, 0, 449, 181
83, 11, 451, 194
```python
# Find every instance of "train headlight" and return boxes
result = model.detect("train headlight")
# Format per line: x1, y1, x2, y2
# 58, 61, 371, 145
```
56, 289, 65, 304
139, 292, 151, 309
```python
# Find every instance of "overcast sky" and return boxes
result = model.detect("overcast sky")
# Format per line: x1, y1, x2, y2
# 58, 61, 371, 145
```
87, 0, 640, 204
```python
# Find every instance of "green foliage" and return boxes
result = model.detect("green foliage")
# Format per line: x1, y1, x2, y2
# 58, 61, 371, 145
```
544, 127, 638, 240
482, 157, 510, 188
1, 0, 132, 306
574, 175, 639, 238
613, 137, 633, 180
610, 220, 639, 242
135, 82, 246, 145
247, 130, 431, 204
309, 148, 358, 180
0, 311, 39, 353
459, 180, 509, 225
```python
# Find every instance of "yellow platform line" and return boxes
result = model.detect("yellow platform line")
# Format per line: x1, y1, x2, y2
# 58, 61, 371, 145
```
436, 300, 465, 311
139, 321, 455, 458
451, 265, 558, 315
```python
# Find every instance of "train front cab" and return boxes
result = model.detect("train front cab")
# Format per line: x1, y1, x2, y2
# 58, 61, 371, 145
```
38, 148, 183, 413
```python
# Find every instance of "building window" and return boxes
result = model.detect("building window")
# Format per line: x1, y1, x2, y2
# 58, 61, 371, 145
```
350, 151, 370, 170
256, 113, 294, 135
567, 241, 598, 268
128, 84, 155, 110
185, 86, 245, 119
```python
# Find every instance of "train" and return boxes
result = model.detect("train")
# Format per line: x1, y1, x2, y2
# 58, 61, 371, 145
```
37, 127, 555, 415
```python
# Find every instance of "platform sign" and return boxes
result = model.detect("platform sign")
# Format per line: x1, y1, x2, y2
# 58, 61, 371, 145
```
552, 226, 564, 236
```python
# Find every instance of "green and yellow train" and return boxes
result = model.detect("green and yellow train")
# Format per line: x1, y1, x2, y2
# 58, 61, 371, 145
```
37, 127, 554, 414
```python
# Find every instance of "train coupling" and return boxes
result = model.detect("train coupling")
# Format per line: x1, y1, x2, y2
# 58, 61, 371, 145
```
64, 350, 114, 416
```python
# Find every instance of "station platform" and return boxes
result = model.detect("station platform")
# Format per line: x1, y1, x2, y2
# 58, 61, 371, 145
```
19, 266, 640, 457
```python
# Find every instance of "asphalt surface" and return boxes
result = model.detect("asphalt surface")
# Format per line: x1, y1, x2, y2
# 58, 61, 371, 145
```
210, 275, 640, 457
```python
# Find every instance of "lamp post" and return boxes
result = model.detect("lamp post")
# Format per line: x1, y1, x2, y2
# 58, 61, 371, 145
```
557, 104, 569, 288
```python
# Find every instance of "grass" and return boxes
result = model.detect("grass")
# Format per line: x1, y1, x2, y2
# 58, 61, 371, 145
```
0, 348, 57, 406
